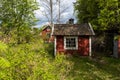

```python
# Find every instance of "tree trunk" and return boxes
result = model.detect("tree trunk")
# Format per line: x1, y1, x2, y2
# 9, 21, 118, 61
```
50, 0, 53, 25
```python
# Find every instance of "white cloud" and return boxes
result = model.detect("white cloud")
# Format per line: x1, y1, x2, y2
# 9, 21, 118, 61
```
34, 0, 76, 28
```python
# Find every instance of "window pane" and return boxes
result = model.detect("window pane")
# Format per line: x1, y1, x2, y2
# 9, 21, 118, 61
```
65, 37, 76, 49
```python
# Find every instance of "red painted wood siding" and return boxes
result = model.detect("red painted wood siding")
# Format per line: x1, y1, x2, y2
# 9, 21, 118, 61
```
56, 36, 89, 56
41, 28, 54, 42
56, 36, 64, 53
41, 28, 51, 36
78, 36, 89, 56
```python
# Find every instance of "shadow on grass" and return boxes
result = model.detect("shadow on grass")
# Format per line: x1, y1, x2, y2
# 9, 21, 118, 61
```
43, 43, 120, 79
66, 54, 120, 80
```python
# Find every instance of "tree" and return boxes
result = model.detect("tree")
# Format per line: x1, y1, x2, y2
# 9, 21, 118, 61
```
74, 0, 120, 30
75, 0, 120, 54
74, 0, 99, 24
0, 0, 38, 43
40, 0, 70, 24
39, 0, 54, 24
98, 0, 120, 54
98, 0, 120, 30
56, 0, 70, 23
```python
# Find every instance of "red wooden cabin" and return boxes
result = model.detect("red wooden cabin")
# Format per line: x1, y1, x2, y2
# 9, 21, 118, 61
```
52, 23, 95, 56
41, 25, 51, 34
41, 25, 54, 42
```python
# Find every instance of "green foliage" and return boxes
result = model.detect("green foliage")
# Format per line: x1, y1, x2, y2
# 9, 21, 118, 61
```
75, 0, 120, 30
0, 42, 10, 79
75, 0, 120, 54
44, 43, 54, 57
75, 0, 99, 26
0, 57, 10, 79
0, 57, 10, 68
98, 0, 119, 30
0, 39, 73, 80
0, 39, 120, 79
0, 41, 7, 53
0, 0, 39, 44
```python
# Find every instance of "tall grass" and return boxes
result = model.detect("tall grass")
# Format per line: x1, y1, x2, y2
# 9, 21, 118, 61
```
0, 39, 120, 80
0, 40, 73, 80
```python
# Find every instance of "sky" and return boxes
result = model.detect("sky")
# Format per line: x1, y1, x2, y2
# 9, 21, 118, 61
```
34, 0, 76, 28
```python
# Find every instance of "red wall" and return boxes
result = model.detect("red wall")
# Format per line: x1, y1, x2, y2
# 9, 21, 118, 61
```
41, 28, 51, 36
41, 28, 54, 42
78, 36, 89, 56
56, 36, 64, 53
56, 36, 89, 56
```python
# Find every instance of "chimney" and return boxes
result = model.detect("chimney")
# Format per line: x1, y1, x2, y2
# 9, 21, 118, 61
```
69, 18, 74, 24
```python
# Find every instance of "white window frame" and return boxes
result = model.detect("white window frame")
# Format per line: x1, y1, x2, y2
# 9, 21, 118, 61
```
64, 36, 78, 50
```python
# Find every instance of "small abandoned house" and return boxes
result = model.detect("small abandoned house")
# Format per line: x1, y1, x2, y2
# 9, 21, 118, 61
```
52, 21, 95, 56
41, 25, 53, 42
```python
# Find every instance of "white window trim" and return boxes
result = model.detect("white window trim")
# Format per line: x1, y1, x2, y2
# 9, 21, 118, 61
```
54, 36, 56, 56
64, 36, 78, 50
89, 37, 92, 56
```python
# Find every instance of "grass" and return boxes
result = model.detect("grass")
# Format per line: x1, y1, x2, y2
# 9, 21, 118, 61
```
65, 55, 120, 80
1, 40, 120, 80
44, 43, 120, 80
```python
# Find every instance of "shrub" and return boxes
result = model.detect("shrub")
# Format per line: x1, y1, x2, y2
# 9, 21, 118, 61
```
0, 40, 73, 80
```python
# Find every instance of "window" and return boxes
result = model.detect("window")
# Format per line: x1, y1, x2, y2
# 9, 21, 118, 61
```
64, 37, 78, 49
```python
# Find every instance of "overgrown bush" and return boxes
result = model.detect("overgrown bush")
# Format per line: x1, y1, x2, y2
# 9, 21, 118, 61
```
0, 40, 73, 80
0, 41, 10, 79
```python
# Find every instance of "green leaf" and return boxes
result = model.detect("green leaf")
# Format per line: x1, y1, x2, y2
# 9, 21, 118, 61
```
0, 57, 10, 68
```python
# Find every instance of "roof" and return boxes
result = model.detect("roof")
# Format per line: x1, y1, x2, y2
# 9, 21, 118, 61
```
52, 23, 95, 36
41, 25, 51, 31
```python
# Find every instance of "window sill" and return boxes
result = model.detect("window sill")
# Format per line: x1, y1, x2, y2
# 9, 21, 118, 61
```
65, 48, 78, 50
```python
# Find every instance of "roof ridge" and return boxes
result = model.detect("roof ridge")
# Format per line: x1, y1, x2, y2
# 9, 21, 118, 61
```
88, 23, 95, 35
52, 23, 95, 36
